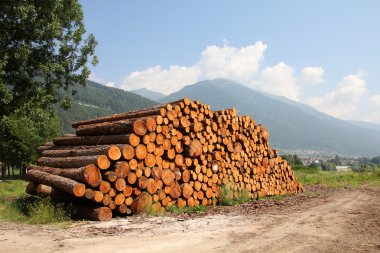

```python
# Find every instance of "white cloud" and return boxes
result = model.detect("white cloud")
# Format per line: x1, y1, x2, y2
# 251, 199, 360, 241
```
299, 67, 325, 85
369, 94, 380, 107
255, 62, 299, 101
307, 72, 366, 118
120, 65, 199, 94
120, 41, 267, 94
197, 42, 267, 83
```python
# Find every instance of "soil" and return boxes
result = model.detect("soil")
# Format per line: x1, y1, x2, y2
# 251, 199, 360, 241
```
0, 185, 379, 253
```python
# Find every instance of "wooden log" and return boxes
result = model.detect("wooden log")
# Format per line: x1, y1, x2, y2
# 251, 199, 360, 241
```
41, 145, 122, 161
75, 117, 155, 137
53, 134, 140, 147
28, 164, 102, 187
72, 106, 167, 129
114, 178, 126, 191
26, 170, 85, 197
161, 169, 175, 186
135, 144, 147, 160
116, 204, 132, 214
37, 155, 110, 170
131, 192, 152, 214
75, 205, 112, 221
99, 181, 111, 193
187, 139, 203, 157
114, 161, 130, 178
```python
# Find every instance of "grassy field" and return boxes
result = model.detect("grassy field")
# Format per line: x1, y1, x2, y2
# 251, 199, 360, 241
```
292, 165, 380, 188
1, 167, 379, 224
0, 180, 72, 224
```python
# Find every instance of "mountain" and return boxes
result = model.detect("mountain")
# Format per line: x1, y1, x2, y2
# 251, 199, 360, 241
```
161, 79, 380, 157
347, 120, 380, 134
131, 88, 165, 101
57, 81, 158, 133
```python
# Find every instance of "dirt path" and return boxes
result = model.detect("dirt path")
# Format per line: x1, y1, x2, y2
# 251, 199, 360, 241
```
1, 186, 379, 253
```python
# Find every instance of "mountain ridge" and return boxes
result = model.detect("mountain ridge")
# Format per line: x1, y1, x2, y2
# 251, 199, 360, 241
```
160, 78, 380, 156
57, 81, 158, 133
131, 87, 165, 101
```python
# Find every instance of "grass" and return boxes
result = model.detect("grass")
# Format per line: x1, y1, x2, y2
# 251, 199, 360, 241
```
292, 165, 380, 188
0, 180, 73, 224
219, 185, 251, 206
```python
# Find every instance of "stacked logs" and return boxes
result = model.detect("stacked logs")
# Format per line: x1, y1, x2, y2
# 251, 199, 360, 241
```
26, 98, 303, 221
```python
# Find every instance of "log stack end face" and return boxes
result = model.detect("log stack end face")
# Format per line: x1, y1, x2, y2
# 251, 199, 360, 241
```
26, 97, 303, 221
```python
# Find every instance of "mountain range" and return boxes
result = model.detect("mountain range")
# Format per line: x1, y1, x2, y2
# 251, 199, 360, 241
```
161, 79, 380, 157
131, 88, 165, 101
57, 79, 380, 157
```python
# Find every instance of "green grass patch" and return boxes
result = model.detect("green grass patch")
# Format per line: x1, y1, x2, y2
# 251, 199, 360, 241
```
257, 194, 285, 201
166, 204, 209, 214
0, 180, 72, 224
219, 185, 251, 206
292, 165, 380, 188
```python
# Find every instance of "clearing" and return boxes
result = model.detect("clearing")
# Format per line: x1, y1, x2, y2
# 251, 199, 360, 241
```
0, 185, 379, 253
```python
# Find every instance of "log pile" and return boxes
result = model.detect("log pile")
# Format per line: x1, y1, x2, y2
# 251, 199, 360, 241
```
26, 98, 303, 221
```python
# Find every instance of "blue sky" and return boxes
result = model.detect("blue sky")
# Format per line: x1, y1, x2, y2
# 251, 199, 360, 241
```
80, 0, 380, 123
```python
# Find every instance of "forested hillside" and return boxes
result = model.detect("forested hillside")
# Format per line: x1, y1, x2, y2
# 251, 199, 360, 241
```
57, 81, 158, 133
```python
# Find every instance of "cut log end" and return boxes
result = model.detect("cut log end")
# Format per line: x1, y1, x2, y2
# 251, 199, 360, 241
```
73, 184, 86, 197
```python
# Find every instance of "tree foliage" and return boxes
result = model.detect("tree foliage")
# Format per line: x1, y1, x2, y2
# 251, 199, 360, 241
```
0, 97, 61, 170
0, 0, 96, 170
281, 154, 303, 166
0, 0, 97, 116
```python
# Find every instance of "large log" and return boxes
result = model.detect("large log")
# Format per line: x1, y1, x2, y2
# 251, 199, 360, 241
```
28, 164, 102, 187
41, 145, 122, 161
75, 205, 112, 221
72, 107, 166, 129
26, 170, 85, 197
53, 134, 140, 147
75, 117, 156, 137
71, 98, 190, 129
37, 155, 110, 170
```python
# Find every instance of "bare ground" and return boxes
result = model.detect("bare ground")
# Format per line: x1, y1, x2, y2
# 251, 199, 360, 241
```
0, 185, 379, 253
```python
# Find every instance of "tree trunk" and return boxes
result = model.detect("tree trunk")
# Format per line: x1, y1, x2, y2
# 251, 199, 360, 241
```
53, 134, 140, 147
41, 145, 122, 161
28, 164, 102, 187
37, 155, 110, 170
26, 170, 85, 197
74, 205, 112, 221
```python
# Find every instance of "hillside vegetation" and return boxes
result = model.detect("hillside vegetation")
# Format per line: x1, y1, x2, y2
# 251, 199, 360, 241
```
57, 81, 158, 133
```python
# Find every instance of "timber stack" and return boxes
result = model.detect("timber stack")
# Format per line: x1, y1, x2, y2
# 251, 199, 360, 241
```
26, 98, 303, 221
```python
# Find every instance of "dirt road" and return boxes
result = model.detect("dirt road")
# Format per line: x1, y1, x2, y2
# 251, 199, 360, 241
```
1, 186, 379, 253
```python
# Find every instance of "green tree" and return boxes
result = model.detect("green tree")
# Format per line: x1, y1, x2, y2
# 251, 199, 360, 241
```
0, 97, 61, 174
0, 0, 97, 116
281, 154, 303, 166
0, 0, 96, 174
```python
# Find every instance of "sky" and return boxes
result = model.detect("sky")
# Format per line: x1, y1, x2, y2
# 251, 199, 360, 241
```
80, 0, 380, 123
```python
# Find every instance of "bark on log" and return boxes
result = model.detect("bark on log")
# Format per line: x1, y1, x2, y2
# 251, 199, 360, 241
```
28, 164, 102, 187
26, 170, 85, 197
41, 145, 122, 161
75, 205, 112, 221
53, 134, 140, 147
37, 155, 110, 170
